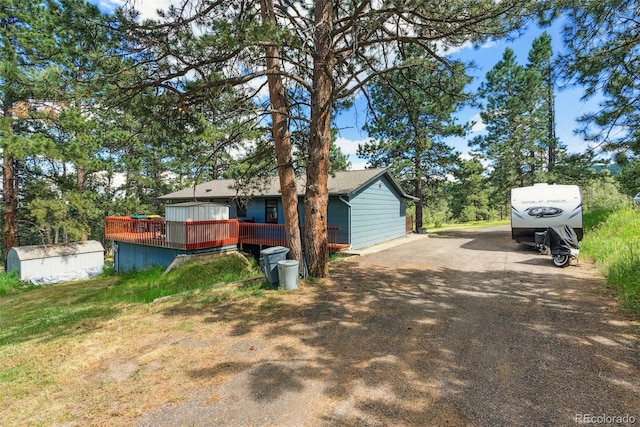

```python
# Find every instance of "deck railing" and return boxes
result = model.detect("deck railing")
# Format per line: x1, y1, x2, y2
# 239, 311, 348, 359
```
181, 220, 239, 250
105, 216, 168, 247
104, 217, 239, 250
238, 222, 341, 248
105, 217, 347, 251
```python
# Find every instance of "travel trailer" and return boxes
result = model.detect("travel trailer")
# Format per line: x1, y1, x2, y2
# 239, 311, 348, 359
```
511, 183, 583, 245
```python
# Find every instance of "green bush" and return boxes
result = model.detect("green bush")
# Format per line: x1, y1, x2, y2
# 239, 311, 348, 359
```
581, 175, 631, 213
0, 272, 30, 296
581, 208, 640, 312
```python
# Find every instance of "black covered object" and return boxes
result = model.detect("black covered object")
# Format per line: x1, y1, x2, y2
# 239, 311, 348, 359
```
545, 224, 579, 255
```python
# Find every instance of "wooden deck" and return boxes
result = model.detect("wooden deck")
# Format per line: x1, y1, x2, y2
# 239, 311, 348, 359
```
104, 217, 350, 252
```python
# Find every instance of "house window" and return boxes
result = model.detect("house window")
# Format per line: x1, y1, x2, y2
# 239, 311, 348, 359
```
235, 199, 247, 218
265, 199, 278, 223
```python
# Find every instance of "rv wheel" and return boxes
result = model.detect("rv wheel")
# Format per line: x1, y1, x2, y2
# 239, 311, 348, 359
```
553, 254, 571, 268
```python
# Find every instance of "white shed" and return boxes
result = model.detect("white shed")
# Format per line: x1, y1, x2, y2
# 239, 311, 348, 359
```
7, 240, 105, 283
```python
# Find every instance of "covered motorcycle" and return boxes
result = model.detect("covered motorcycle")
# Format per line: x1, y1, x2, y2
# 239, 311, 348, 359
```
538, 224, 580, 268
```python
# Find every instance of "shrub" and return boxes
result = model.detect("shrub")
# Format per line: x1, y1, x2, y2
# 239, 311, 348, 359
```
581, 208, 640, 312
0, 272, 29, 296
581, 175, 631, 213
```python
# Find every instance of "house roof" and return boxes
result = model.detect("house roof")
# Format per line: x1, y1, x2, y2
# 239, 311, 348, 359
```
159, 168, 417, 201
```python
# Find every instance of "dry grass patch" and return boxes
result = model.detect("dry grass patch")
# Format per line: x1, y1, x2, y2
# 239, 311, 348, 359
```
0, 252, 313, 426
0, 278, 323, 426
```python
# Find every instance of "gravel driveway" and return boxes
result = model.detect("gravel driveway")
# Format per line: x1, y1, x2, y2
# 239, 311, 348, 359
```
138, 225, 640, 426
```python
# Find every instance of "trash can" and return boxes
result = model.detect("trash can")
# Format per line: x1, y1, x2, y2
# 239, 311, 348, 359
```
277, 260, 299, 290
259, 246, 290, 285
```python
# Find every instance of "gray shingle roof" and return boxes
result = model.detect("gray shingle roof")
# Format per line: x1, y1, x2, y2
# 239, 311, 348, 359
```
159, 168, 415, 201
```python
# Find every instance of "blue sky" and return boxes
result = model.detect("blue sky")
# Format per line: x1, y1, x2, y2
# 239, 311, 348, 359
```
335, 20, 604, 170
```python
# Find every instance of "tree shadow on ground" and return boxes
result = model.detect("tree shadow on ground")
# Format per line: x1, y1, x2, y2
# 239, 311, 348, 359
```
159, 230, 640, 426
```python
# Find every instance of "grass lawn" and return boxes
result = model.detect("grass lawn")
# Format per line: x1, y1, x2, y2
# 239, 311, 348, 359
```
0, 251, 292, 426
0, 252, 269, 347
426, 219, 510, 233
580, 208, 640, 312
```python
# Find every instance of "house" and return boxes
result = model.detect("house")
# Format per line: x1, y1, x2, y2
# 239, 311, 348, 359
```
158, 168, 416, 250
105, 168, 416, 272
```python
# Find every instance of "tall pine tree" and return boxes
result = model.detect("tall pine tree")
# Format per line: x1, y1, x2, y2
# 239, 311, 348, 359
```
359, 47, 471, 232
558, 0, 640, 154
115, 0, 544, 277
470, 45, 550, 209
0, 0, 56, 262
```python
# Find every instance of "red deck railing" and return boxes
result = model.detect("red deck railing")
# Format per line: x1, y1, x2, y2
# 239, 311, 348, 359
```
105, 216, 167, 246
183, 220, 239, 250
104, 217, 348, 251
238, 222, 346, 250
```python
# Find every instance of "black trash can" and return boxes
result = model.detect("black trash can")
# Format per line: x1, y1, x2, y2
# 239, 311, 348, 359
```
259, 246, 290, 285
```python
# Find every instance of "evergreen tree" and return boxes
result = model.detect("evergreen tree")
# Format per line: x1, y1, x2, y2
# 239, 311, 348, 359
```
328, 140, 351, 174
527, 32, 562, 179
31, 0, 114, 242
359, 47, 471, 232
557, 0, 640, 154
615, 159, 640, 197
553, 151, 600, 186
449, 157, 496, 222
470, 46, 549, 209
0, 0, 57, 262
114, 0, 545, 277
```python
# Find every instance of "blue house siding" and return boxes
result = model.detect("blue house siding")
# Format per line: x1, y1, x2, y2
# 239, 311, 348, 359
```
245, 201, 266, 222
327, 197, 350, 245
243, 197, 350, 246
349, 176, 407, 250
228, 204, 240, 219
229, 179, 405, 250
243, 198, 289, 224
172, 170, 413, 251
114, 241, 236, 272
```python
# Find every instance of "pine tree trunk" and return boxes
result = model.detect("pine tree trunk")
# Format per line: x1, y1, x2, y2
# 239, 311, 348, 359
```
547, 65, 556, 179
260, 0, 302, 263
77, 165, 88, 241
3, 153, 18, 269
2, 92, 19, 267
414, 157, 424, 233
305, 0, 333, 278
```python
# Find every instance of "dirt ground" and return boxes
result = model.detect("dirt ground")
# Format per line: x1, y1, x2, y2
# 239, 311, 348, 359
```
5, 225, 640, 426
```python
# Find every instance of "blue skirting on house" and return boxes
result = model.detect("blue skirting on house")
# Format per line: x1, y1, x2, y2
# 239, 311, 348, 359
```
114, 241, 237, 272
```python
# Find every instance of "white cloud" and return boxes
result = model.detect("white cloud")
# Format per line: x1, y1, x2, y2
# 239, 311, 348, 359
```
470, 113, 486, 133
439, 39, 497, 56
334, 136, 370, 170
105, 0, 174, 20
138, 0, 174, 20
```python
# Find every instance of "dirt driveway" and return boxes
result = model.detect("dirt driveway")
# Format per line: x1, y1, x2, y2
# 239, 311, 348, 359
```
132, 225, 640, 426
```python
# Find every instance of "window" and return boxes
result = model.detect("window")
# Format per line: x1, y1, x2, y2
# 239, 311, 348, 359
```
235, 199, 247, 218
265, 199, 278, 223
